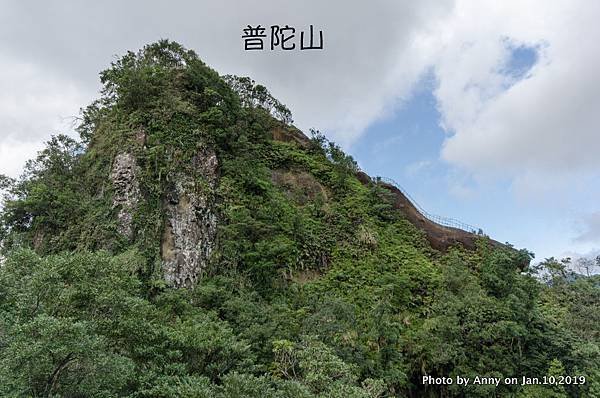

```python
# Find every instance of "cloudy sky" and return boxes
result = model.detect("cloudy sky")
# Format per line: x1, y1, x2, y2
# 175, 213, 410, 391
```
1, 0, 599, 264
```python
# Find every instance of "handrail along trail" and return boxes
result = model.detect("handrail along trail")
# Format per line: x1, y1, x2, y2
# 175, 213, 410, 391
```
376, 177, 482, 235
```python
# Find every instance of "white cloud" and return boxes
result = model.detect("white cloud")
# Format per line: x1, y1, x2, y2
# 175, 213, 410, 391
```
1, 0, 598, 181
405, 160, 433, 178
576, 212, 600, 244
434, 1, 600, 178
0, 139, 45, 178
0, 55, 90, 177
0, 0, 454, 149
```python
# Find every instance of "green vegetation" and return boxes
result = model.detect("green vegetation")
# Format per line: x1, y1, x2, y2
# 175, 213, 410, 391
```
0, 40, 598, 397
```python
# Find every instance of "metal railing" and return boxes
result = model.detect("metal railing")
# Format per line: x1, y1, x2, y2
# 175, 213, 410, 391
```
376, 176, 483, 234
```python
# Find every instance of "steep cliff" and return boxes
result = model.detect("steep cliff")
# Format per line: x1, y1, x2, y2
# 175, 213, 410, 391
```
161, 146, 218, 287
110, 152, 141, 238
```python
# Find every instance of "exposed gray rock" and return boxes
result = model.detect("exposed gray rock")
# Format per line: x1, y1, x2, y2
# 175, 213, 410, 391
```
161, 147, 218, 288
110, 152, 140, 238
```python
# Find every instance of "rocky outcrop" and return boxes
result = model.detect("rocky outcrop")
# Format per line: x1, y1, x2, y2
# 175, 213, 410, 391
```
270, 125, 311, 149
161, 147, 218, 288
110, 152, 140, 238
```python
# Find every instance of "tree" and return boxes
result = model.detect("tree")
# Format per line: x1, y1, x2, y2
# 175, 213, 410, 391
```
575, 256, 599, 277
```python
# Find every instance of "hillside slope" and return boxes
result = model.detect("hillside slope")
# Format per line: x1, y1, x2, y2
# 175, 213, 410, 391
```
0, 41, 598, 398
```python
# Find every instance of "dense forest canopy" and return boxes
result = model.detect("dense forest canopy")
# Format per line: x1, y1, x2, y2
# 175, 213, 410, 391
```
0, 40, 598, 397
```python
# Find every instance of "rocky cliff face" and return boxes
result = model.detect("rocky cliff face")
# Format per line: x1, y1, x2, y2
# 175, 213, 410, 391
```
110, 152, 141, 239
110, 144, 219, 288
161, 147, 218, 288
